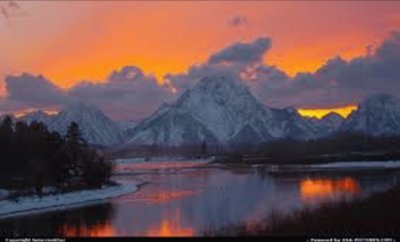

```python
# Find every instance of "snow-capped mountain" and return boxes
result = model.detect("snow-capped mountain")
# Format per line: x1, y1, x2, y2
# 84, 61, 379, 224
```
125, 76, 320, 146
116, 121, 137, 132
308, 112, 345, 136
340, 94, 400, 136
19, 110, 54, 125
20, 103, 123, 146
49, 103, 123, 146
321, 112, 345, 129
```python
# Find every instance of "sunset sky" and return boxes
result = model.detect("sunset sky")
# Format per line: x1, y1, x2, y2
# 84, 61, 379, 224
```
1, 1, 400, 120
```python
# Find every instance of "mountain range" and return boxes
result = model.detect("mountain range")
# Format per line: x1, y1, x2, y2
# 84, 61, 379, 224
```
5, 76, 400, 147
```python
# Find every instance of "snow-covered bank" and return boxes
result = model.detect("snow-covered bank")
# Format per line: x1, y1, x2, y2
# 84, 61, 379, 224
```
114, 156, 214, 164
0, 183, 140, 219
264, 160, 400, 174
310, 161, 400, 169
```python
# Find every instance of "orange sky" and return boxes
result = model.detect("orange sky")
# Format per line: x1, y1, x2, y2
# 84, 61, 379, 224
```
1, 1, 400, 117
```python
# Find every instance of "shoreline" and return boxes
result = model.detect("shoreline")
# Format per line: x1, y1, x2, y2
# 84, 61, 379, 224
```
0, 182, 141, 220
211, 185, 400, 236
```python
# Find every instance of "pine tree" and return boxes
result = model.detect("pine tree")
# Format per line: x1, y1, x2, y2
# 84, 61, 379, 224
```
64, 122, 87, 180
0, 116, 14, 175
201, 140, 208, 156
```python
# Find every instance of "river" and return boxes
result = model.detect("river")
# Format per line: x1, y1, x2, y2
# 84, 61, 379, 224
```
0, 160, 399, 236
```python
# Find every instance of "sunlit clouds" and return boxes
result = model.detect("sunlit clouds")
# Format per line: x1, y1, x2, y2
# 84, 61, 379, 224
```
2, 1, 400, 120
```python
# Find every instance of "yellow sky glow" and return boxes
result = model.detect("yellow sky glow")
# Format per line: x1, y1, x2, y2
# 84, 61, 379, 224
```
297, 105, 357, 119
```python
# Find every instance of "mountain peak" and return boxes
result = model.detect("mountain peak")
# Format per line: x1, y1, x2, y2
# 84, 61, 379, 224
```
125, 74, 321, 146
340, 93, 400, 136
360, 93, 399, 110
20, 110, 54, 125
321, 112, 344, 121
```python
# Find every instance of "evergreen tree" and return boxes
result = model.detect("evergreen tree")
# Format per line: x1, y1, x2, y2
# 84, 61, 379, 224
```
201, 140, 208, 156
0, 116, 14, 175
0, 119, 114, 193
64, 122, 87, 179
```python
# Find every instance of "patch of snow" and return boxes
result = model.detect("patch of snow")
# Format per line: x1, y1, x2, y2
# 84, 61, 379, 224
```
0, 183, 139, 219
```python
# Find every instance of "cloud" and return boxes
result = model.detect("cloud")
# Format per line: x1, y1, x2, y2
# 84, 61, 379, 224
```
0, 0, 26, 20
167, 37, 271, 93
70, 66, 173, 121
0, 66, 173, 121
167, 31, 400, 110
208, 37, 270, 65
0, 73, 69, 112
228, 15, 248, 27
3, 32, 400, 120
293, 31, 400, 108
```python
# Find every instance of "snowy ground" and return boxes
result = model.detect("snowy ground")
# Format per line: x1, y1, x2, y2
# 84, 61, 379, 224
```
0, 182, 140, 219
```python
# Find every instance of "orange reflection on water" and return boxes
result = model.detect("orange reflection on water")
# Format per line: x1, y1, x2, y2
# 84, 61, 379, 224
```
146, 209, 194, 237
143, 190, 198, 204
300, 177, 360, 201
61, 223, 115, 237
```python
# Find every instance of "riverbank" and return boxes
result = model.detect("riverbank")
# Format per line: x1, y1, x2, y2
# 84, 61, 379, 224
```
211, 185, 400, 236
0, 182, 140, 220
214, 151, 400, 165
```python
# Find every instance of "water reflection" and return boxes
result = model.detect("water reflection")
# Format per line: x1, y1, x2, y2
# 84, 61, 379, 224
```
116, 161, 208, 173
132, 190, 199, 204
146, 209, 194, 237
61, 222, 115, 237
0, 164, 399, 237
0, 203, 115, 237
299, 177, 360, 202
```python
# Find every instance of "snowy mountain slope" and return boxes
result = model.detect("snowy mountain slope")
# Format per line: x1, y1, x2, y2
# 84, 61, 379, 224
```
19, 103, 123, 146
321, 112, 345, 129
125, 76, 321, 146
126, 106, 219, 146
48, 103, 123, 146
19, 110, 55, 126
307, 112, 345, 136
340, 94, 400, 136
116, 121, 137, 132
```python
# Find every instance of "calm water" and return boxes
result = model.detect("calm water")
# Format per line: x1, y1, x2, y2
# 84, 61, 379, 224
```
1, 161, 399, 237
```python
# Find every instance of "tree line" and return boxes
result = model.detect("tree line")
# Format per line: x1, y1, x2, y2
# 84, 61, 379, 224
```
0, 116, 113, 197
224, 132, 400, 164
